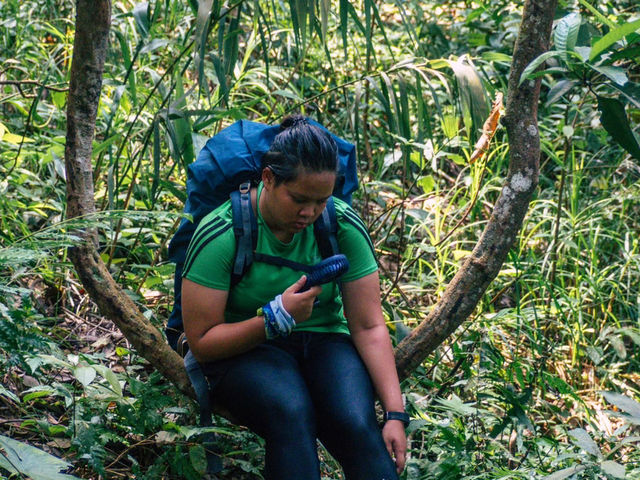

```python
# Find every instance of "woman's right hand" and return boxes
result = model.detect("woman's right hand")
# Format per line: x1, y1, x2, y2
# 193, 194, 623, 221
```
281, 276, 321, 323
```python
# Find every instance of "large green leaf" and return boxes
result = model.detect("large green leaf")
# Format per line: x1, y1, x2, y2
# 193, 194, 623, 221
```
590, 17, 640, 61
597, 96, 640, 161
568, 428, 602, 458
546, 79, 578, 106
195, 0, 214, 93
577, 0, 615, 29
602, 391, 640, 418
600, 460, 626, 479
519, 50, 564, 86
544, 465, 587, 480
132, 2, 150, 37
611, 80, 640, 108
447, 58, 489, 143
555, 12, 581, 54
0, 435, 81, 480
590, 64, 628, 86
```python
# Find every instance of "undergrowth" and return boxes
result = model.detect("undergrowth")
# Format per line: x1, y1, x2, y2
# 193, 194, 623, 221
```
1, 0, 639, 478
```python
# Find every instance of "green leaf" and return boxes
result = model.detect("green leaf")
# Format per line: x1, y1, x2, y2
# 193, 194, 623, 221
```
610, 81, 640, 109
189, 444, 207, 475
2, 132, 35, 144
339, 0, 349, 59
93, 365, 123, 396
519, 50, 564, 86
602, 391, 640, 418
590, 64, 628, 86
481, 51, 512, 62
597, 96, 640, 161
441, 114, 458, 140
0, 435, 81, 480
447, 58, 489, 143
132, 2, 150, 37
0, 384, 19, 403
546, 80, 578, 106
23, 387, 55, 402
577, 0, 615, 29
319, 0, 329, 43
574, 46, 591, 62
417, 175, 435, 194
544, 465, 587, 480
600, 460, 626, 479
590, 18, 640, 61
555, 12, 581, 53
74, 366, 96, 387
568, 428, 602, 458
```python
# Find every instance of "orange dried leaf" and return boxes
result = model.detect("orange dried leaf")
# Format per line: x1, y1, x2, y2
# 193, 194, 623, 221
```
469, 92, 504, 164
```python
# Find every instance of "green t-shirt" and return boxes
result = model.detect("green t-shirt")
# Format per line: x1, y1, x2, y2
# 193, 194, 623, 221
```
182, 184, 378, 334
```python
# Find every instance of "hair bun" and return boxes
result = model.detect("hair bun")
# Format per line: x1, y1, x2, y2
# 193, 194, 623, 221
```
280, 114, 308, 131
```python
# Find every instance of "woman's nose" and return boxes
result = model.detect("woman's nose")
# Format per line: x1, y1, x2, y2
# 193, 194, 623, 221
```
299, 203, 316, 217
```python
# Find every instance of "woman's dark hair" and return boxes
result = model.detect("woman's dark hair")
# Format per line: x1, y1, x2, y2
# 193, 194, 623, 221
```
261, 115, 338, 185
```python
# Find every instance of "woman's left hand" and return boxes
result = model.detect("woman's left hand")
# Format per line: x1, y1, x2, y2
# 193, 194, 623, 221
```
382, 419, 407, 473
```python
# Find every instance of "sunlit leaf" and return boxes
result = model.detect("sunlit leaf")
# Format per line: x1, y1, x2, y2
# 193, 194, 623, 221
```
133, 2, 150, 37
2, 132, 35, 144
602, 391, 640, 418
590, 64, 628, 86
568, 428, 602, 458
590, 17, 640, 61
555, 12, 581, 53
74, 366, 96, 387
0, 435, 81, 480
544, 465, 587, 480
600, 460, 626, 479
447, 57, 489, 143
417, 175, 435, 194
519, 50, 564, 86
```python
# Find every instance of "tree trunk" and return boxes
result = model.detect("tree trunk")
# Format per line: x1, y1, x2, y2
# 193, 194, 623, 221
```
64, 0, 194, 399
64, 0, 557, 397
394, 0, 558, 379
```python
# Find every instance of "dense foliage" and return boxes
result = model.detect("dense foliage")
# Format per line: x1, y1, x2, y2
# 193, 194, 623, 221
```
1, 0, 639, 478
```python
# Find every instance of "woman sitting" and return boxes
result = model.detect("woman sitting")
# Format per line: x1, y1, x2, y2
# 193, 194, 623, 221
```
181, 115, 407, 479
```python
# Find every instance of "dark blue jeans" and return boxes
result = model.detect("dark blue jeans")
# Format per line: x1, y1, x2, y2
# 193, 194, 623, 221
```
201, 332, 399, 480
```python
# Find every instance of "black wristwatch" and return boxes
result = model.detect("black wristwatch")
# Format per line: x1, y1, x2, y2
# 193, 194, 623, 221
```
384, 411, 410, 427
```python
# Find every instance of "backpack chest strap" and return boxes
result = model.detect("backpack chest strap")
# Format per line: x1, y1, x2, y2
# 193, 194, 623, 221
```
231, 185, 339, 286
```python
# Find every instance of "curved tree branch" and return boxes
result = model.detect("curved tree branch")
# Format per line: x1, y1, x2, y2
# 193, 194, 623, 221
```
64, 0, 194, 399
394, 0, 558, 379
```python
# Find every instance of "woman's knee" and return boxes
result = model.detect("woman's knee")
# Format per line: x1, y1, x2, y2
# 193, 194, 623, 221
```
261, 388, 316, 436
327, 408, 379, 446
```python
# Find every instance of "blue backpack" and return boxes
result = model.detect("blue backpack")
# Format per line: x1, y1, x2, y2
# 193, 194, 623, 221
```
166, 119, 358, 354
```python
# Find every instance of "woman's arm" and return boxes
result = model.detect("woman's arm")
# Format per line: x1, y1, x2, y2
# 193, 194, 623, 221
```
342, 271, 407, 473
182, 278, 265, 362
182, 276, 321, 363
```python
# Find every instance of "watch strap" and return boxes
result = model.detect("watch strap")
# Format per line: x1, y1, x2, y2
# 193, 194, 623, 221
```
384, 410, 410, 427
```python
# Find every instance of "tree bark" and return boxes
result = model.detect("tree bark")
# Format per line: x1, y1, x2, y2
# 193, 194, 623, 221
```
394, 0, 558, 379
64, 0, 194, 399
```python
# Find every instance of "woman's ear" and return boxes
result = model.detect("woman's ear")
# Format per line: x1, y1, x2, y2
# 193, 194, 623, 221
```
262, 167, 275, 190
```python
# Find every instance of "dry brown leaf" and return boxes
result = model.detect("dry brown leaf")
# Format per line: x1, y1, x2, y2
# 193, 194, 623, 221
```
469, 92, 504, 164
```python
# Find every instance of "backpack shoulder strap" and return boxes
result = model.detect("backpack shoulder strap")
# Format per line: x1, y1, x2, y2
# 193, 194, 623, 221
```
230, 182, 258, 287
313, 196, 340, 258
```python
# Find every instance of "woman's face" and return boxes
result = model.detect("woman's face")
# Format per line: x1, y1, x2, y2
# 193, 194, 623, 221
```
262, 167, 336, 240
